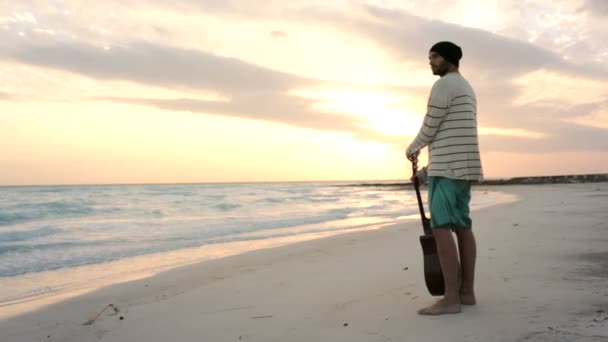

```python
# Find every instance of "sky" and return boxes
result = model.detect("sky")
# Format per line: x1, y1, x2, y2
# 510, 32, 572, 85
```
1, 0, 608, 185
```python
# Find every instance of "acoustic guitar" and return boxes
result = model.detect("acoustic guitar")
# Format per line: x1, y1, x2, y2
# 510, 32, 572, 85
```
412, 159, 445, 296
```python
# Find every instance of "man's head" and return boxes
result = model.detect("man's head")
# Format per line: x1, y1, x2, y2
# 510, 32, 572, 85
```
429, 41, 462, 76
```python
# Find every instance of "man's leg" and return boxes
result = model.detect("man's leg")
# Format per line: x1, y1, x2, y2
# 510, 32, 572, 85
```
417, 228, 462, 315
455, 229, 476, 305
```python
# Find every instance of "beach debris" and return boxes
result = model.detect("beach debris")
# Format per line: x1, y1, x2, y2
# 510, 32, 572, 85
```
251, 315, 273, 319
82, 304, 120, 326
513, 223, 519, 227
591, 308, 608, 323
120, 316, 124, 320
403, 267, 409, 271
343, 323, 349, 327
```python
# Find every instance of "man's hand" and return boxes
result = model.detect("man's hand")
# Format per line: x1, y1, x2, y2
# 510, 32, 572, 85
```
406, 149, 420, 162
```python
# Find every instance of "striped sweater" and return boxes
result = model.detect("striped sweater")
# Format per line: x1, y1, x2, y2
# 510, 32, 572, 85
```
406, 72, 483, 181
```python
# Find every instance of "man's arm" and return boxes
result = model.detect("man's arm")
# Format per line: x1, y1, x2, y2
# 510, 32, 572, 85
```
406, 81, 450, 158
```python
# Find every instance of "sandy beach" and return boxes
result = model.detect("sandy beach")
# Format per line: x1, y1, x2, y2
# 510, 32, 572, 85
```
1, 182, 607, 342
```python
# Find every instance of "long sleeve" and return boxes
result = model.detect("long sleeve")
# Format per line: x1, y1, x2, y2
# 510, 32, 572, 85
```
408, 73, 483, 182
406, 80, 451, 156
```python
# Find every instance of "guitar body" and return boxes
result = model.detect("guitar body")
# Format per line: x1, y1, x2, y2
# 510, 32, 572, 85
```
419, 226, 445, 296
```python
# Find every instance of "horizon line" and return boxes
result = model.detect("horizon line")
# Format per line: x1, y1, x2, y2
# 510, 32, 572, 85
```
1, 172, 607, 188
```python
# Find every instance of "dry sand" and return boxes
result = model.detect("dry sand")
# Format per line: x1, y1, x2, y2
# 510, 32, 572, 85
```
1, 183, 607, 342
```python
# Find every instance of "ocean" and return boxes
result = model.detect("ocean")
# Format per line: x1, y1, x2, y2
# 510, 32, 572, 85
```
0, 181, 513, 307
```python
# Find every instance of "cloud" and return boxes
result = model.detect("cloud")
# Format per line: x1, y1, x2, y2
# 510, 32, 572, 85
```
561, 100, 608, 129
5, 40, 301, 94
97, 95, 372, 133
291, 4, 608, 80
480, 116, 608, 153
581, 0, 608, 15
2, 37, 383, 135
283, 4, 608, 151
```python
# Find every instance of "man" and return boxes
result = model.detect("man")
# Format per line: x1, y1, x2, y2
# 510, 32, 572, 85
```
406, 41, 483, 315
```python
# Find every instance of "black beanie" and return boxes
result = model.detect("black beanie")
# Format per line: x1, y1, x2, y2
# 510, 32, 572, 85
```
429, 41, 462, 67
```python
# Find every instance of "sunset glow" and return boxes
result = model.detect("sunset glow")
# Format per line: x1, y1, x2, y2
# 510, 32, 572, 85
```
1, 1, 607, 185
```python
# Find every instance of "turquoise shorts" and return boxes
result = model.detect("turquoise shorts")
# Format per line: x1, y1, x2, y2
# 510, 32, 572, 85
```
428, 176, 472, 229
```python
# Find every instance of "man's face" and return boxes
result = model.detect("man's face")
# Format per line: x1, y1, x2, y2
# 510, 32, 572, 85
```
429, 52, 449, 76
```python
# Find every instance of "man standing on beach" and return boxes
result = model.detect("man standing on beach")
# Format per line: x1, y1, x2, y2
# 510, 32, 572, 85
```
406, 41, 483, 315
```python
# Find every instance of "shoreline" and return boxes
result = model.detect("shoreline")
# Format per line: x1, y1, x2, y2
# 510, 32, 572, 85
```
0, 189, 517, 319
0, 221, 397, 319
1, 183, 607, 341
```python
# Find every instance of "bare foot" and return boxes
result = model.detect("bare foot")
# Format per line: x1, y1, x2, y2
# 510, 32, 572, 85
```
417, 298, 461, 315
460, 292, 476, 306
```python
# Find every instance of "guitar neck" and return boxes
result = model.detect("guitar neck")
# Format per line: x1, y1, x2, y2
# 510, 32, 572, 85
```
414, 177, 427, 221
412, 163, 430, 234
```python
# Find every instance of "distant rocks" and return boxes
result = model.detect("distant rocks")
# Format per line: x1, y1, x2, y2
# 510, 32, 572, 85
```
339, 173, 608, 188
478, 173, 608, 186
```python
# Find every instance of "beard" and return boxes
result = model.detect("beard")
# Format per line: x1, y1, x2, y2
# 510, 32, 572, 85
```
431, 62, 450, 76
